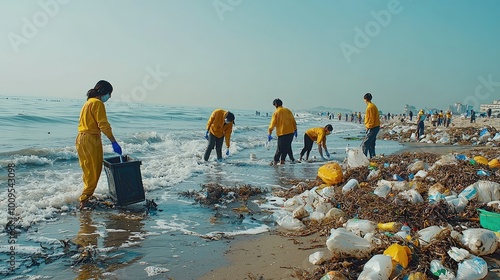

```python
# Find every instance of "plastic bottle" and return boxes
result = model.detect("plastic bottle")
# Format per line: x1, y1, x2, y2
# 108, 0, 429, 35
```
393, 174, 405, 181
358, 254, 392, 280
374, 185, 391, 198
477, 170, 490, 176
377, 222, 402, 232
458, 185, 478, 201
401, 223, 411, 233
455, 154, 467, 161
342, 179, 359, 193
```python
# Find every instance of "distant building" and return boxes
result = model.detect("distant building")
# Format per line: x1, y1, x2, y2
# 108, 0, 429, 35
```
451, 102, 472, 115
403, 104, 416, 115
480, 100, 500, 116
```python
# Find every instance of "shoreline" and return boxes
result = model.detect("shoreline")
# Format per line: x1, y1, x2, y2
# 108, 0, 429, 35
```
200, 119, 500, 280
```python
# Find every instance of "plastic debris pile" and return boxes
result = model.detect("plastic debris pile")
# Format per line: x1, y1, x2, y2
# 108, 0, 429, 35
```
381, 123, 499, 146
270, 149, 500, 279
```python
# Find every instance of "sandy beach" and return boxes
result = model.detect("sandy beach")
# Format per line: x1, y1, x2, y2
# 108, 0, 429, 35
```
201, 116, 500, 280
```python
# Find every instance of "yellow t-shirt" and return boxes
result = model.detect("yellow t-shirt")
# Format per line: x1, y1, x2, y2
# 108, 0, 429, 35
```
268, 106, 297, 136
364, 102, 380, 129
305, 127, 328, 145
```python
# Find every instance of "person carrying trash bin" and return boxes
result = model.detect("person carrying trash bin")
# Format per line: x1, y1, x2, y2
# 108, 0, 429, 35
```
299, 124, 333, 162
268, 98, 297, 165
204, 109, 235, 162
76, 80, 122, 210
361, 93, 380, 159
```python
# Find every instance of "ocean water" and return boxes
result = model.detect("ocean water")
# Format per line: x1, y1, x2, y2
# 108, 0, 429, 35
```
0, 96, 404, 279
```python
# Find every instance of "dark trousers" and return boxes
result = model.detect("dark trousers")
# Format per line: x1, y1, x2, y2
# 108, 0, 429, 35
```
416, 121, 424, 138
362, 126, 380, 159
274, 133, 295, 162
300, 134, 314, 160
204, 133, 223, 161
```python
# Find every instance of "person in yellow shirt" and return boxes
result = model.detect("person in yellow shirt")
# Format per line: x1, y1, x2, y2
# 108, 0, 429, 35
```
204, 109, 235, 162
362, 93, 380, 158
445, 110, 452, 127
416, 109, 426, 139
299, 124, 333, 162
76, 80, 122, 210
268, 98, 297, 165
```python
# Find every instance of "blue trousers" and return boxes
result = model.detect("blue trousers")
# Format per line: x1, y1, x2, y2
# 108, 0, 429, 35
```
362, 126, 380, 159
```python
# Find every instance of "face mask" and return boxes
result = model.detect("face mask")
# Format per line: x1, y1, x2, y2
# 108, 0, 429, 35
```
101, 93, 110, 103
225, 119, 230, 124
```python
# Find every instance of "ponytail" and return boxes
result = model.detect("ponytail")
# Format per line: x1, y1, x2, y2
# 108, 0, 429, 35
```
86, 80, 113, 100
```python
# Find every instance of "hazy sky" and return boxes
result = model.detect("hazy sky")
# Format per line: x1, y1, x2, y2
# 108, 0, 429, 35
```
1, 0, 499, 113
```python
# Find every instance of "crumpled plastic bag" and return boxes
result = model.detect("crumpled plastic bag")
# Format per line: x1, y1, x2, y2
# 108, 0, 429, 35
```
455, 256, 488, 280
399, 189, 424, 204
326, 228, 372, 258
347, 148, 369, 168
460, 228, 498, 256
383, 243, 411, 268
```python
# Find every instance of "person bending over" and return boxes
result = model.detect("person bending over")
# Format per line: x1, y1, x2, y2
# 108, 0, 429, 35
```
204, 109, 235, 162
299, 124, 333, 162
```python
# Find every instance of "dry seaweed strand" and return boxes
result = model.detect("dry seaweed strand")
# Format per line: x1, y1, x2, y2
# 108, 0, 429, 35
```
179, 183, 263, 206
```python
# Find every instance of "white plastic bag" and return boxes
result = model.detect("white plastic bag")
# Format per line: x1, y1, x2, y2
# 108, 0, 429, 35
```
283, 197, 302, 211
418, 226, 445, 245
430, 260, 455, 279
326, 228, 372, 259
414, 170, 428, 178
344, 219, 377, 237
455, 256, 488, 280
309, 250, 331, 265
447, 196, 469, 213
274, 212, 306, 231
325, 208, 345, 220
357, 254, 392, 280
447, 246, 470, 262
408, 160, 426, 172
310, 211, 325, 221
474, 180, 500, 203
314, 201, 333, 214
398, 189, 424, 204
460, 228, 498, 256
347, 148, 369, 168
430, 154, 458, 170
292, 205, 309, 219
